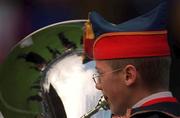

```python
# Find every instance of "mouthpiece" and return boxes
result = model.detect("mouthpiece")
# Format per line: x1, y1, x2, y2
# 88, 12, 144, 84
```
80, 96, 109, 118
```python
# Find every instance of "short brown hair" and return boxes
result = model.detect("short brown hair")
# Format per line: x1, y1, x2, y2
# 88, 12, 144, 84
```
105, 56, 171, 89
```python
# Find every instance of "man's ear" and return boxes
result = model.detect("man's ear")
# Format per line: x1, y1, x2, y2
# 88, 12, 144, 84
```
123, 65, 137, 86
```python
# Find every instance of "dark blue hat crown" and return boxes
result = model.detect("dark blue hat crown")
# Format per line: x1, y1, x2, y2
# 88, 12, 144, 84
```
89, 1, 168, 37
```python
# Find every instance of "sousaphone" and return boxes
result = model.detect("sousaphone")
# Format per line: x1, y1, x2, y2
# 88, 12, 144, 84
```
0, 20, 111, 118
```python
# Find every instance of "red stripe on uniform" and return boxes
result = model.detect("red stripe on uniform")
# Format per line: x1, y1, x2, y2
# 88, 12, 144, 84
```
142, 97, 178, 107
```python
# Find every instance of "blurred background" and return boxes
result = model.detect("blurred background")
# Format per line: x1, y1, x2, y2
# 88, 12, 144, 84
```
0, 0, 180, 117
0, 0, 180, 63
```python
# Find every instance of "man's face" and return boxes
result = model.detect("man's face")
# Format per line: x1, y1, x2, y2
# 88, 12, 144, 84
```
95, 60, 130, 115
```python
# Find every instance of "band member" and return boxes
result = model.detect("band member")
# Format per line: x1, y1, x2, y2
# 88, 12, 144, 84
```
83, 0, 180, 117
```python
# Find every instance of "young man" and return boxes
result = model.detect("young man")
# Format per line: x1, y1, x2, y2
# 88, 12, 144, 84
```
83, 1, 180, 117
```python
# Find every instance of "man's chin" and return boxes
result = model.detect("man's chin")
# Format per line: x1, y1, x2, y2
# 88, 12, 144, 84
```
111, 108, 127, 117
105, 97, 126, 116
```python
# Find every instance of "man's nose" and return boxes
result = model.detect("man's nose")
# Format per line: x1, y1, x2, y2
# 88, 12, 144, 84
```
95, 83, 102, 90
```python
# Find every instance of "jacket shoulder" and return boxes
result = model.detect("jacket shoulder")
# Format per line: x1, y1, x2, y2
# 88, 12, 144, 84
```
131, 102, 180, 118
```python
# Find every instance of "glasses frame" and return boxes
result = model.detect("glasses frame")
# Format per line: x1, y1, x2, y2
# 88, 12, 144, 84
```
92, 67, 123, 84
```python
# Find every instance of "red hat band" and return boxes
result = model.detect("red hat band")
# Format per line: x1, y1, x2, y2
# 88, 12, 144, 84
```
93, 31, 170, 60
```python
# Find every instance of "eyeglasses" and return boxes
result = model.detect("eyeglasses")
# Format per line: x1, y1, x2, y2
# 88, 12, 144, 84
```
92, 67, 123, 84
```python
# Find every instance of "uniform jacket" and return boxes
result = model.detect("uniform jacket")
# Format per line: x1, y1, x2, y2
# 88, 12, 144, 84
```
131, 101, 180, 118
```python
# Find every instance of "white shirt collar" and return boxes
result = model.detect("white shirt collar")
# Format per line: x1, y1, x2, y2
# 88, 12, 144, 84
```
132, 91, 173, 108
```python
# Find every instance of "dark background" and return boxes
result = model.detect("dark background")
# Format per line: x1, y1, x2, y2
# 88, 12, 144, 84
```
0, 0, 179, 99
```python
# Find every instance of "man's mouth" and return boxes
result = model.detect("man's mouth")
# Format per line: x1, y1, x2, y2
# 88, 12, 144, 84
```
104, 95, 110, 105
100, 95, 110, 110
104, 95, 108, 101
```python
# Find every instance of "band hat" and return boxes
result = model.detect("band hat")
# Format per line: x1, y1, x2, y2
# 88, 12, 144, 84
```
83, 1, 170, 59
93, 30, 170, 60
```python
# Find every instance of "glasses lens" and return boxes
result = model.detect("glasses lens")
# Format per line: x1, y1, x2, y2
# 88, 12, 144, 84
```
93, 73, 99, 84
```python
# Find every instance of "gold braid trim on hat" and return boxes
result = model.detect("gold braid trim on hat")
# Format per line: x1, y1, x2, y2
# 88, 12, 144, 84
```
84, 20, 95, 40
